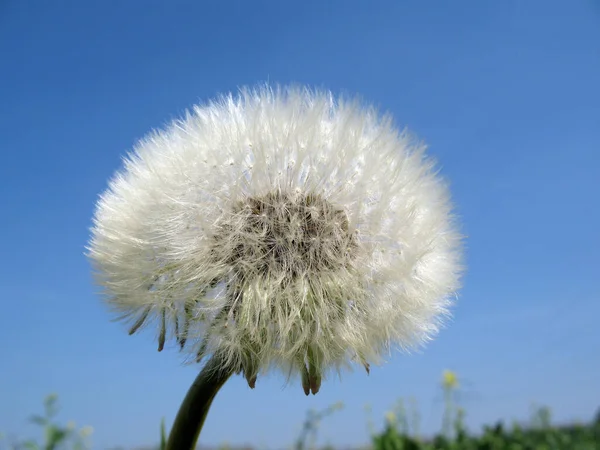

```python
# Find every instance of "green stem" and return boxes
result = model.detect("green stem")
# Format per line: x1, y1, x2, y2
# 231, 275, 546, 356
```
166, 353, 233, 450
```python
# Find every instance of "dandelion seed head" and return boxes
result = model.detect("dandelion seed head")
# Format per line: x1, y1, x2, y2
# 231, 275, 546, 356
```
87, 84, 463, 393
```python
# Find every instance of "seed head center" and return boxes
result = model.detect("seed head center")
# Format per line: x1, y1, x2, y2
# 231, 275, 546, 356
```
214, 192, 356, 277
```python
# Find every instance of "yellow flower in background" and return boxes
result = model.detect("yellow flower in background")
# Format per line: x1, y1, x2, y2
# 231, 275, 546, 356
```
442, 369, 459, 390
385, 411, 397, 426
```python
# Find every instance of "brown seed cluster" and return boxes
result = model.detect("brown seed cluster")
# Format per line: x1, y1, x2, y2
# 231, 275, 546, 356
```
212, 191, 357, 278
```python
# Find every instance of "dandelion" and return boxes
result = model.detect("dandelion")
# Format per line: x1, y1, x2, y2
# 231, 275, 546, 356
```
385, 411, 397, 427
87, 84, 463, 449
442, 370, 460, 390
79, 426, 94, 438
441, 370, 460, 437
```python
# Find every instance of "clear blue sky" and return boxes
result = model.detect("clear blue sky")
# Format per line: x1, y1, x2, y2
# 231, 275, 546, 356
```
1, 1, 599, 448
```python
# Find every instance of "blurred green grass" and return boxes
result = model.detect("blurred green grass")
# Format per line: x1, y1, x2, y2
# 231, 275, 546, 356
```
3, 371, 599, 450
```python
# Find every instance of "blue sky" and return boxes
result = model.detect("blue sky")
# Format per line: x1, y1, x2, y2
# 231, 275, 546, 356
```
1, 1, 599, 448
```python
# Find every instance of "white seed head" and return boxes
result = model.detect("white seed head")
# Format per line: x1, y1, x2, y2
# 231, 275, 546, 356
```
87, 85, 463, 394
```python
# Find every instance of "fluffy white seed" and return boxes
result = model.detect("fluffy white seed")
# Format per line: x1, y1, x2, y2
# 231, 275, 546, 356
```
87, 85, 463, 393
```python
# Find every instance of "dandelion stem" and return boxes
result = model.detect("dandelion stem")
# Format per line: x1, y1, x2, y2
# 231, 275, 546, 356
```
166, 353, 233, 450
